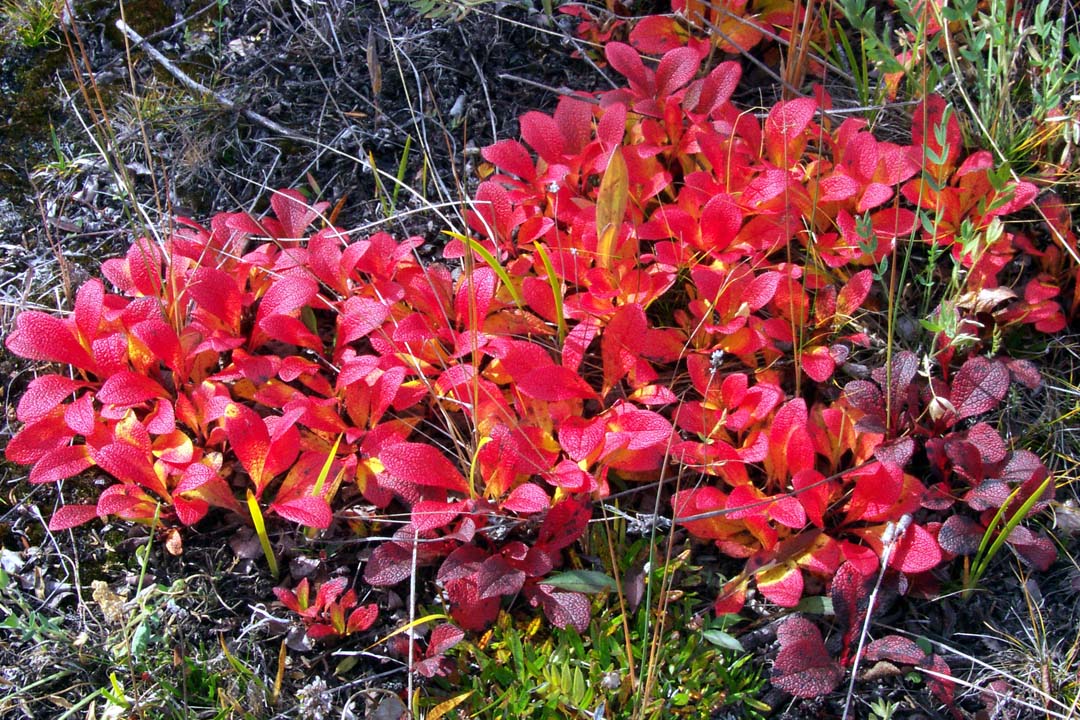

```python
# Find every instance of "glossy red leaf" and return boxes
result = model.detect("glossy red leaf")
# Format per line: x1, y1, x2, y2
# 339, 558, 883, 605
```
380, 442, 469, 494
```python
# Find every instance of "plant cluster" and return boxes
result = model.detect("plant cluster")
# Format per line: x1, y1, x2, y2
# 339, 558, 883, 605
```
4, 0, 1074, 711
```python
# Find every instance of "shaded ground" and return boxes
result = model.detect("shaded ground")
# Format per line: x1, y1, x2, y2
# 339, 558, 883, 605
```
1, 1, 1078, 719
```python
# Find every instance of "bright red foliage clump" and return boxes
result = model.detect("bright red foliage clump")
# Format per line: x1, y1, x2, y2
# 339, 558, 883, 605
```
4, 3, 1072, 704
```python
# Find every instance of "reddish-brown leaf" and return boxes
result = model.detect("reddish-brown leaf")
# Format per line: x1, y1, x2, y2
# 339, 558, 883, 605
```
864, 635, 926, 664
772, 616, 843, 698
949, 356, 1008, 420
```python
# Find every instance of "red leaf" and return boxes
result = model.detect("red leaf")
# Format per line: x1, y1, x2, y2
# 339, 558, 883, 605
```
836, 270, 873, 318
346, 604, 379, 634
772, 616, 843, 698
800, 345, 836, 382
530, 585, 591, 632
481, 139, 536, 181
47, 504, 99, 531
28, 445, 93, 485
17, 375, 86, 422
271, 495, 333, 529
831, 561, 876, 664
476, 555, 526, 599
5, 311, 95, 370
502, 483, 550, 514
91, 443, 168, 498
189, 267, 244, 332
864, 635, 926, 664
757, 564, 804, 607
538, 497, 591, 552
411, 500, 468, 532
364, 542, 414, 586
426, 623, 465, 657
97, 371, 169, 406
949, 357, 1009, 420
268, 189, 327, 238
936, 515, 984, 556
655, 47, 701, 97
6, 410, 74, 465
764, 98, 817, 167
519, 111, 565, 164
516, 365, 597, 401
912, 95, 962, 176
380, 442, 469, 495
889, 523, 942, 574
602, 303, 647, 392
605, 42, 652, 97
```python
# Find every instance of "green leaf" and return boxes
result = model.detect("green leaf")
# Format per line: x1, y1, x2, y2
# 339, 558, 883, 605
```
795, 595, 833, 615
542, 570, 617, 594
703, 629, 744, 651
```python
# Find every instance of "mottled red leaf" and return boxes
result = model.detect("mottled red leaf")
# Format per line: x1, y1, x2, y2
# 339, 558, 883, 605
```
950, 356, 1008, 420
864, 635, 926, 664
380, 442, 469, 494
364, 542, 414, 586
772, 616, 843, 698
936, 515, 983, 556
538, 497, 592, 552
5, 311, 95, 370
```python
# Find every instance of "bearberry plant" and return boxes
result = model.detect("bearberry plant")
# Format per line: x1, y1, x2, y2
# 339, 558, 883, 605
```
4, 2, 1074, 713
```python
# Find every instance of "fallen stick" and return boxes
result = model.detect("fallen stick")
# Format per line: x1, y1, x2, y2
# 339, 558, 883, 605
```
114, 19, 299, 139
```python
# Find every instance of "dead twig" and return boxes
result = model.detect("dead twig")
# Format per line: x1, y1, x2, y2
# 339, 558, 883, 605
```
114, 19, 301, 140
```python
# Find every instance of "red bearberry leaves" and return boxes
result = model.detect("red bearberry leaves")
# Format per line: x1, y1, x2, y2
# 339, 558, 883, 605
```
772, 616, 843, 698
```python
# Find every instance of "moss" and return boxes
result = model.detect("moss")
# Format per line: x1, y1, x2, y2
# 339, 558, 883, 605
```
102, 0, 174, 48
